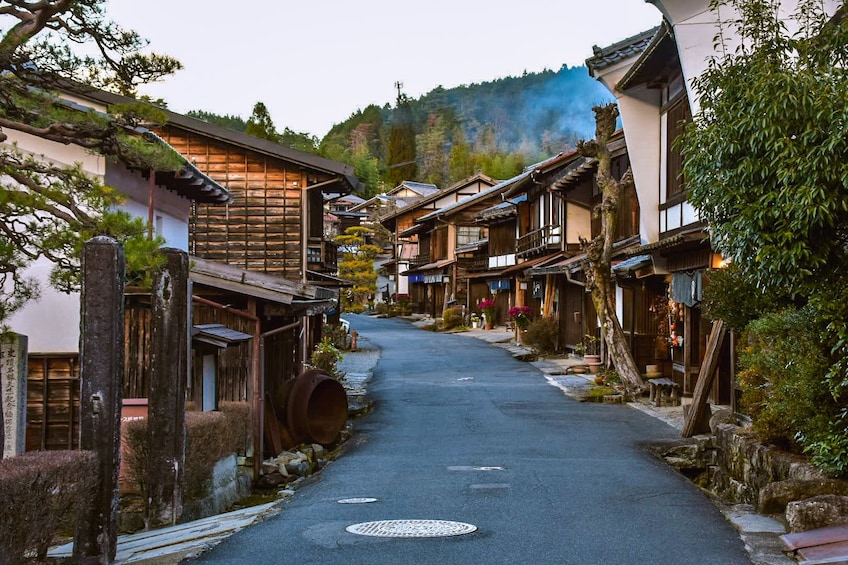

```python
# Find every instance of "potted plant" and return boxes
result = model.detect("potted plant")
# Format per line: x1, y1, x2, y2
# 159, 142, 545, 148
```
508, 305, 531, 342
479, 298, 497, 330
470, 313, 480, 329
582, 334, 602, 373
396, 293, 412, 316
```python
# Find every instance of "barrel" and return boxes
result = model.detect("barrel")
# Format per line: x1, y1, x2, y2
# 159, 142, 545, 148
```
286, 369, 349, 445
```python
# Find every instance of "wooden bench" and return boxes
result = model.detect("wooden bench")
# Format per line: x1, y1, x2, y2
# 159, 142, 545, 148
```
781, 524, 848, 564
648, 377, 680, 407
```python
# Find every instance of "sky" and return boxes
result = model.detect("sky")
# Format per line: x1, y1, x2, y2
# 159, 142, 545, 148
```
106, 0, 662, 138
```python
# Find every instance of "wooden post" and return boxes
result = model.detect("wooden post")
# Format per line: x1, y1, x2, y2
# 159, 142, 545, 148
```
147, 249, 189, 528
74, 237, 125, 564
1, 333, 28, 458
682, 319, 727, 438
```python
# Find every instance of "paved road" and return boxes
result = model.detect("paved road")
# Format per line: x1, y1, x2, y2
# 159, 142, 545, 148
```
196, 315, 750, 564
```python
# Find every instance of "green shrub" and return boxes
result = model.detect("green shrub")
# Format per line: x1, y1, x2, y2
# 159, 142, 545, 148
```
310, 336, 344, 380
0, 450, 96, 563
123, 405, 251, 502
442, 306, 463, 330
702, 264, 790, 330
739, 306, 836, 454
322, 323, 349, 350
523, 316, 559, 354
374, 302, 390, 315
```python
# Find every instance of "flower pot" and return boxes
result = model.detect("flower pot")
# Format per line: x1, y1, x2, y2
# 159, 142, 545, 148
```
584, 354, 602, 374
485, 322, 493, 330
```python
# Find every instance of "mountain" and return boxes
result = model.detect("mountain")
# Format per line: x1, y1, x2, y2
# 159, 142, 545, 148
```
319, 65, 613, 196
187, 65, 612, 197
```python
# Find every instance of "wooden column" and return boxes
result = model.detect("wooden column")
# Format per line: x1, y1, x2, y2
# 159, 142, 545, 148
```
146, 249, 189, 528
74, 237, 125, 563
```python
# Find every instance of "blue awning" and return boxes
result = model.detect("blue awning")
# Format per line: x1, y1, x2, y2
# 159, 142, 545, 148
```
408, 274, 424, 283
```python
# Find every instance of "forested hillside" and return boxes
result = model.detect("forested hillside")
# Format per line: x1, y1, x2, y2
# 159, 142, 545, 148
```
188, 65, 611, 197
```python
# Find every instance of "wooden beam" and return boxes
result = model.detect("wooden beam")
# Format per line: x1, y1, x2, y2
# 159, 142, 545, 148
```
682, 319, 726, 438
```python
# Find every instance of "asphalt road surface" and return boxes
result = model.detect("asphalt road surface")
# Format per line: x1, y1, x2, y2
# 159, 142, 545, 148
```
195, 315, 750, 564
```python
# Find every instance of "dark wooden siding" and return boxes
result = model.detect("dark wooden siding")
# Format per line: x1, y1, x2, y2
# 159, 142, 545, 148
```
489, 222, 516, 256
26, 355, 80, 451
124, 302, 152, 399
160, 127, 327, 280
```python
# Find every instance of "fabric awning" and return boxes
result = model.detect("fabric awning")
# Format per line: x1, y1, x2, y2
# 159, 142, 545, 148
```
487, 279, 512, 291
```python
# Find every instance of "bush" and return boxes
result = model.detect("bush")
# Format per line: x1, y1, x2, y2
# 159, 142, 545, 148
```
739, 306, 837, 455
123, 405, 251, 502
0, 450, 96, 563
523, 316, 559, 354
322, 323, 349, 350
310, 337, 344, 380
442, 306, 463, 330
702, 264, 790, 330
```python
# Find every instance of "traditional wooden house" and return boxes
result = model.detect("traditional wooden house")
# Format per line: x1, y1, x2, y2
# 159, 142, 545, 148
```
2, 104, 230, 450
586, 21, 728, 402
377, 174, 497, 313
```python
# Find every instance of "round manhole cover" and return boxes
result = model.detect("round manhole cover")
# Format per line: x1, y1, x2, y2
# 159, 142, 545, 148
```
346, 519, 477, 538
337, 497, 378, 504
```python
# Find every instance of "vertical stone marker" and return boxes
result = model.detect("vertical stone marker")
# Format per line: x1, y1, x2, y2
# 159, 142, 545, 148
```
146, 248, 189, 528
1, 333, 28, 458
74, 236, 125, 564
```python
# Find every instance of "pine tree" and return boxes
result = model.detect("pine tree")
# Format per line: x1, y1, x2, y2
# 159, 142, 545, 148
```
0, 0, 182, 327
244, 102, 281, 142
385, 84, 417, 187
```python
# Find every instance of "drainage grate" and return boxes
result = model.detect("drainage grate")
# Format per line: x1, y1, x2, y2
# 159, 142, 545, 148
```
345, 519, 477, 538
337, 497, 378, 504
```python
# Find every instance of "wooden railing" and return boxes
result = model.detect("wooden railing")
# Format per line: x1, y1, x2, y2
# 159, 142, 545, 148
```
409, 253, 431, 268
517, 225, 559, 257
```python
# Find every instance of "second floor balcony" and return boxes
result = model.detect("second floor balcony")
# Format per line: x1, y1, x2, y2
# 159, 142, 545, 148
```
517, 225, 561, 258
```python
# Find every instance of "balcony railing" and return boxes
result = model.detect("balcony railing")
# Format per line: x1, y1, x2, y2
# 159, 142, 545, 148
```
409, 253, 430, 268
516, 225, 560, 257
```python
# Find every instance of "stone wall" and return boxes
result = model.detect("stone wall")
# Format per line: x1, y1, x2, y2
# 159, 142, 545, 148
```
181, 454, 252, 523
711, 424, 823, 506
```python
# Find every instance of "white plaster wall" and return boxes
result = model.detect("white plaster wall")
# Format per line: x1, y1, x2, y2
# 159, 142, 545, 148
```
566, 203, 592, 244
4, 129, 105, 176
593, 56, 663, 245
649, 0, 841, 113
6, 258, 82, 353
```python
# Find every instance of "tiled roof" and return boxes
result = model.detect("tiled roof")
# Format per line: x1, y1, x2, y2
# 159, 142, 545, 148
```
586, 26, 660, 75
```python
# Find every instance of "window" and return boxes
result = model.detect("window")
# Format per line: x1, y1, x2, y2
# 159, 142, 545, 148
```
665, 95, 692, 198
456, 225, 485, 246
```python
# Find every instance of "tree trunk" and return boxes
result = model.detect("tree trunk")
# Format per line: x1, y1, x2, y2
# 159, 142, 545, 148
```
579, 104, 645, 394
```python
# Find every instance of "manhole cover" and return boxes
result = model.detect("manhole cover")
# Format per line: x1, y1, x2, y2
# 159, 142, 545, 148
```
345, 519, 477, 538
447, 466, 504, 471
337, 497, 378, 504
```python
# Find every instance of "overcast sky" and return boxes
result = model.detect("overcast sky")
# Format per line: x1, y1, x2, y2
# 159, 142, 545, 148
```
107, 0, 662, 137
